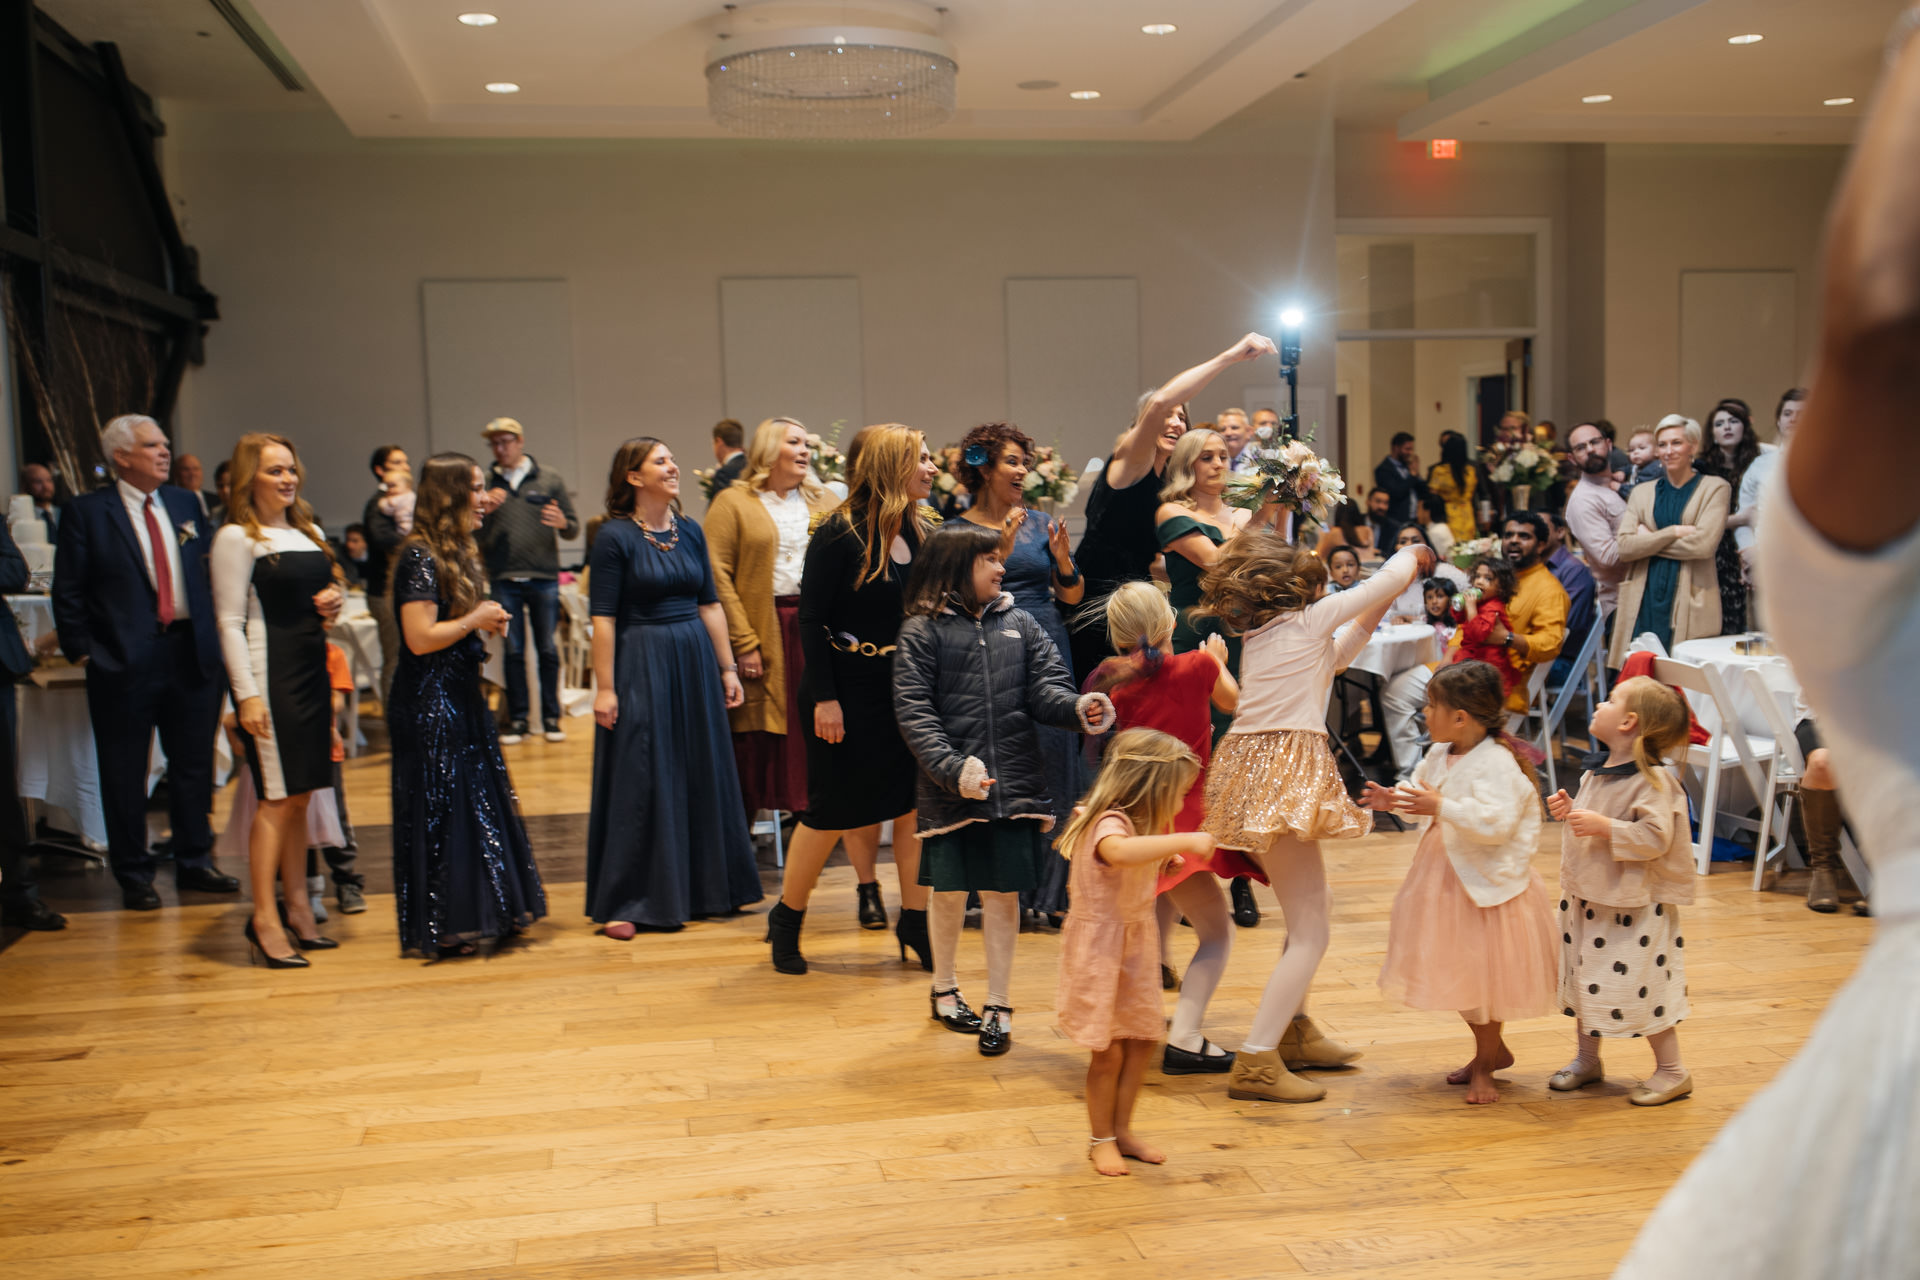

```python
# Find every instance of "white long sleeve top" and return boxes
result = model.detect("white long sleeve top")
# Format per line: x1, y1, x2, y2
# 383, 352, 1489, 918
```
1411, 736, 1543, 908
1226, 546, 1423, 736
211, 523, 325, 704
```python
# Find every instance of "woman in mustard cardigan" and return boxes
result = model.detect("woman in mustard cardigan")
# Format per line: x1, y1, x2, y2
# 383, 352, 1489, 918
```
1608, 415, 1732, 670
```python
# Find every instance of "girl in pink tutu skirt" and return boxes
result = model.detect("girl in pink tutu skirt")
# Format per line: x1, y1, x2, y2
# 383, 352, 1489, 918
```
1369, 660, 1559, 1104
1054, 728, 1210, 1177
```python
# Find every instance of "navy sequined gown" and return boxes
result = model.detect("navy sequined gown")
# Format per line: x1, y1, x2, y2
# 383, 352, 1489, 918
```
388, 545, 546, 953
584, 518, 762, 928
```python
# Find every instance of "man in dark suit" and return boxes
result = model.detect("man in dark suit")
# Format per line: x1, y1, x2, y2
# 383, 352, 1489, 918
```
1373, 431, 1427, 528
22, 462, 61, 540
0, 519, 64, 930
708, 418, 746, 504
52, 414, 239, 910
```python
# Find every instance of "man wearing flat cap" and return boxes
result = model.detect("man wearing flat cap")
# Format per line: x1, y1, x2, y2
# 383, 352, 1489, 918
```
477, 418, 579, 744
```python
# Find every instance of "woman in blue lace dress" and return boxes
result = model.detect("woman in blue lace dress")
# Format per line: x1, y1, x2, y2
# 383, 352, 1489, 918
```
585, 438, 761, 937
388, 454, 546, 957
945, 422, 1085, 917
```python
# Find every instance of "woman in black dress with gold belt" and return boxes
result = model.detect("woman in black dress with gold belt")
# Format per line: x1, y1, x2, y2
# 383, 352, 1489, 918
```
765, 425, 942, 974
1067, 334, 1280, 683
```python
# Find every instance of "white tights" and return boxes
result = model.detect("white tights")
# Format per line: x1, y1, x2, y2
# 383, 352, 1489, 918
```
929, 890, 1020, 1011
1241, 835, 1332, 1053
1164, 876, 1233, 1053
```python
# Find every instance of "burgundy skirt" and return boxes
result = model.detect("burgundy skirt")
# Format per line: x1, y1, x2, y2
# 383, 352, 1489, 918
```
733, 596, 808, 815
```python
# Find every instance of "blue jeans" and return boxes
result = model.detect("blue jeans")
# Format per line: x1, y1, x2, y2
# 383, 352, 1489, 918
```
495, 578, 562, 727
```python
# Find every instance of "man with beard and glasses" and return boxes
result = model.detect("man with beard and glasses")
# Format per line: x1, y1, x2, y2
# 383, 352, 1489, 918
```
1563, 421, 1627, 615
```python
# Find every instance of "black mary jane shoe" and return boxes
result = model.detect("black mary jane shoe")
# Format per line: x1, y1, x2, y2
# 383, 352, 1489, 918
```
929, 988, 984, 1034
1231, 877, 1261, 928
1161, 1037, 1236, 1075
856, 881, 888, 931
977, 1005, 1013, 1057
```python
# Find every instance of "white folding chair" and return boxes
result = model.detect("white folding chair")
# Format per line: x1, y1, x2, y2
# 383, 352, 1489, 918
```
1650, 658, 1776, 875
1507, 656, 1558, 794
1544, 605, 1614, 766
752, 811, 787, 868
1741, 669, 1873, 900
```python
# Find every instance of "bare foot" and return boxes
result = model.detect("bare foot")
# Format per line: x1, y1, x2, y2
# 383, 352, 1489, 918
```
1089, 1142, 1129, 1177
1465, 1063, 1500, 1105
1447, 1044, 1514, 1085
1116, 1132, 1165, 1165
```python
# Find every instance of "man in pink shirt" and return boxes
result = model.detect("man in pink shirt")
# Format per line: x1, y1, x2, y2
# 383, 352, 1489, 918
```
1563, 421, 1627, 615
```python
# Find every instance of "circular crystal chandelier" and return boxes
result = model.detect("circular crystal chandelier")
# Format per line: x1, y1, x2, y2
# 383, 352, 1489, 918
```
707, 17, 958, 140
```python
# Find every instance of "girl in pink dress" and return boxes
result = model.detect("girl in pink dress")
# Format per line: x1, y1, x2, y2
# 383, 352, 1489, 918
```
1054, 728, 1210, 1177
1087, 582, 1241, 1075
1368, 661, 1559, 1105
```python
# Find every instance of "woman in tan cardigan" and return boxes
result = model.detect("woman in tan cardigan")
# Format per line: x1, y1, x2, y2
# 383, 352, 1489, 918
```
1608, 415, 1731, 670
707, 417, 840, 800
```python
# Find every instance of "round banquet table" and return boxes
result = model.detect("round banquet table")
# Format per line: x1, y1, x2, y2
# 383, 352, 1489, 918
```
1347, 622, 1443, 680
1669, 634, 1808, 740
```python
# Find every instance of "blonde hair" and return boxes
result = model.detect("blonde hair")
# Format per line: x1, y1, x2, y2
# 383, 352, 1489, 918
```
736, 416, 828, 504
1104, 581, 1174, 655
225, 433, 335, 562
1054, 728, 1200, 861
1158, 430, 1227, 507
830, 424, 932, 586
1612, 676, 1691, 791
1654, 413, 1702, 451
1191, 531, 1327, 634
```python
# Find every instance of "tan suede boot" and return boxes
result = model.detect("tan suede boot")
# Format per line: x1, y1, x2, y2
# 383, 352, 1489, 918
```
1801, 788, 1842, 914
1226, 1047, 1328, 1103
1279, 1014, 1364, 1069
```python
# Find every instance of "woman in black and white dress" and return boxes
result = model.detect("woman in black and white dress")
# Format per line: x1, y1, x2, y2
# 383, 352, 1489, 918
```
212, 433, 343, 968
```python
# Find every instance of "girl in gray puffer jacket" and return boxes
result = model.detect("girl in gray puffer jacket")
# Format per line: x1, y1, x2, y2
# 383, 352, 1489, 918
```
894, 522, 1114, 1057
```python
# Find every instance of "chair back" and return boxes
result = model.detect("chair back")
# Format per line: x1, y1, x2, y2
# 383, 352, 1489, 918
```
1742, 667, 1805, 778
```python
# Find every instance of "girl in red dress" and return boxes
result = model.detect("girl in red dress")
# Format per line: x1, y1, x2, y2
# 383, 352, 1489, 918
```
1087, 582, 1241, 1074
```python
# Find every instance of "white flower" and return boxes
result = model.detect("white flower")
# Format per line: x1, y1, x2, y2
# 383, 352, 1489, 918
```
1057, 483, 1078, 507
1282, 440, 1316, 466
1022, 472, 1044, 493
935, 473, 956, 493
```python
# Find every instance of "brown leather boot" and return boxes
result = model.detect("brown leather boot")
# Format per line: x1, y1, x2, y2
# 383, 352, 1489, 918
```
1226, 1047, 1327, 1103
1279, 1014, 1364, 1069
1801, 788, 1842, 914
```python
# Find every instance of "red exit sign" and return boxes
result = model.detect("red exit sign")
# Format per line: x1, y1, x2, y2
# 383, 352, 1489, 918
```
1429, 139, 1459, 159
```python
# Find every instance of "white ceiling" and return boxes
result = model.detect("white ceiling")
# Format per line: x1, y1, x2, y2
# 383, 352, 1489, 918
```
37, 0, 1901, 145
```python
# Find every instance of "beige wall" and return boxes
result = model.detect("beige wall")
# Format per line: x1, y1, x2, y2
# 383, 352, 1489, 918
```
165, 107, 1336, 526
1602, 144, 1846, 438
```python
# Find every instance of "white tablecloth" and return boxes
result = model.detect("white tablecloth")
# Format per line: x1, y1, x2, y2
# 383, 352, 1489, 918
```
333, 594, 382, 693
6, 594, 54, 649
1670, 635, 1807, 740
1347, 623, 1442, 681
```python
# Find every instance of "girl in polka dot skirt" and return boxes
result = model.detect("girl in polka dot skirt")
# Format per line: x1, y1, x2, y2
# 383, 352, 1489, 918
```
1546, 676, 1696, 1106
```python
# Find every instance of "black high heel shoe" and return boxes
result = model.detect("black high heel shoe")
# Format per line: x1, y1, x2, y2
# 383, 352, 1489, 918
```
766, 901, 807, 975
244, 918, 310, 969
977, 1005, 1013, 1057
277, 902, 338, 950
856, 881, 888, 931
929, 987, 983, 1033
895, 907, 932, 972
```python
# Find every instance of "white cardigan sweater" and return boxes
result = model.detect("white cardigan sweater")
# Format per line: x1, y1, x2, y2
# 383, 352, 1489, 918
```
1411, 737, 1542, 908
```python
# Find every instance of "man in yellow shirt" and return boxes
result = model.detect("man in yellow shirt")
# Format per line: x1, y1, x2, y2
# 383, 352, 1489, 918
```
1380, 511, 1569, 781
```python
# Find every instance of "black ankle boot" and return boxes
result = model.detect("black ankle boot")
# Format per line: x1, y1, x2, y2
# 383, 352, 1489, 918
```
856, 881, 888, 931
766, 901, 807, 974
895, 906, 932, 972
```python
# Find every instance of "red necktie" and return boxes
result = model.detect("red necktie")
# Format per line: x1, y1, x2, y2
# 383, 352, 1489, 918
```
143, 496, 175, 627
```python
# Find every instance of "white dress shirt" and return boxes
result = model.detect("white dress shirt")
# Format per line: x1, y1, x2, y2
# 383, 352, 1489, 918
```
495, 456, 534, 491
759, 486, 811, 597
117, 479, 191, 620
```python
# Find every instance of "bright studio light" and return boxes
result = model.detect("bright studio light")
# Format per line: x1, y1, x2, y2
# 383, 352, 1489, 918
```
1279, 307, 1305, 330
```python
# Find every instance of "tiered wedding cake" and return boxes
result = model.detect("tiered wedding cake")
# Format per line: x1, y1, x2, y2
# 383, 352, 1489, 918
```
8, 494, 55, 575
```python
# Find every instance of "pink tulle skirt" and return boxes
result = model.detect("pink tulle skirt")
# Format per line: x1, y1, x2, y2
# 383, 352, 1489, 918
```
1378, 824, 1559, 1024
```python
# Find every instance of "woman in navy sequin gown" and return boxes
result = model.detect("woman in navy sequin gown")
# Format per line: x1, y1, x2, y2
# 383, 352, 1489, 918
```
585, 438, 762, 936
388, 455, 546, 956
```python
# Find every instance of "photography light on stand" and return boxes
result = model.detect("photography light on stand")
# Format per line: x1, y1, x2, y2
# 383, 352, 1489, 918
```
1277, 307, 1305, 438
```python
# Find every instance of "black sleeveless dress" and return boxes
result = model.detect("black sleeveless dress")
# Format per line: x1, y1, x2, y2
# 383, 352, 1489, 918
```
1067, 461, 1165, 682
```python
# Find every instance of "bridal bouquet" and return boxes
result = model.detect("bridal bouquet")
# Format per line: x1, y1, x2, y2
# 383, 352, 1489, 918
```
1220, 426, 1346, 531
1021, 445, 1079, 509
693, 465, 727, 501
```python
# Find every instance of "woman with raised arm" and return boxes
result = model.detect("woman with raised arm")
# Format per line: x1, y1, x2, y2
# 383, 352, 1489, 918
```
766, 426, 943, 974
1615, 23, 1920, 1275
1066, 334, 1278, 681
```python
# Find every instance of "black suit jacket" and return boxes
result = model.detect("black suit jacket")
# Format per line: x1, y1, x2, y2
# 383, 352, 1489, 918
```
52, 484, 221, 681
709, 452, 747, 504
1373, 456, 1427, 526
0, 522, 32, 680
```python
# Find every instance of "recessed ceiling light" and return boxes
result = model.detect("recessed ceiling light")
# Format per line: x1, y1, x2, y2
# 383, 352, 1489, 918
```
457, 12, 498, 26
484, 82, 519, 94
1017, 79, 1059, 91
1727, 33, 1763, 45
1141, 23, 1177, 36
1823, 97, 1855, 106
1068, 89, 1101, 100
1581, 94, 1613, 104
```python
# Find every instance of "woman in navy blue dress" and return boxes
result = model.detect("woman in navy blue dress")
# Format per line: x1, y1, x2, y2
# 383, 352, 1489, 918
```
388, 454, 546, 957
585, 437, 762, 937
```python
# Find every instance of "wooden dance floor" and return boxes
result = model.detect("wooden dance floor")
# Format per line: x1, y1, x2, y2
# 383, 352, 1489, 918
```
0, 732, 1873, 1279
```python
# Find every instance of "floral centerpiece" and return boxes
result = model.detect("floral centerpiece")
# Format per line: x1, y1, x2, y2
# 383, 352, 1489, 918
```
1448, 534, 1500, 573
1220, 425, 1346, 533
1021, 445, 1079, 511
932, 444, 968, 507
1488, 441, 1558, 503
